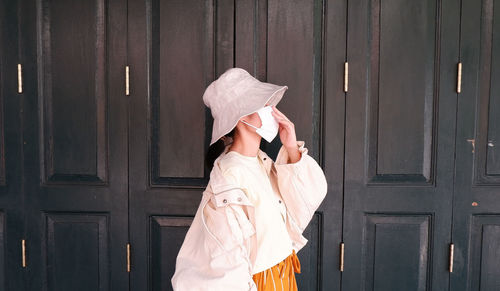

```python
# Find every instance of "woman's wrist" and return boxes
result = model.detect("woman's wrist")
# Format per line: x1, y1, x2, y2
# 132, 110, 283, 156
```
285, 143, 301, 163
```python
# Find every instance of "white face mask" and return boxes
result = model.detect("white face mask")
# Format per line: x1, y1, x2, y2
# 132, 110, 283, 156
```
241, 106, 279, 143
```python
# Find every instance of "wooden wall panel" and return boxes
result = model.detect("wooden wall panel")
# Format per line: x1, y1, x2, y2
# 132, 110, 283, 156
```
45, 213, 109, 290
38, 0, 107, 184
363, 215, 431, 291
148, 0, 215, 186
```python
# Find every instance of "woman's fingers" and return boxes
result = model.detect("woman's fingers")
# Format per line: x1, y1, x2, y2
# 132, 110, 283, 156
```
270, 106, 298, 147
271, 108, 293, 126
272, 107, 295, 132
273, 113, 292, 129
271, 106, 290, 121
271, 106, 296, 139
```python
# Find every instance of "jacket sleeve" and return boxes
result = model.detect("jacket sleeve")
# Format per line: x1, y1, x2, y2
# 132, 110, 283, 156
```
200, 167, 258, 291
273, 140, 328, 233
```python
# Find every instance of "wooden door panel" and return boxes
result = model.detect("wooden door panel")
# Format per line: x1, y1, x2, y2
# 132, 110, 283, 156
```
151, 0, 211, 182
20, 0, 129, 289
468, 216, 500, 290
150, 217, 192, 291
45, 214, 109, 290
365, 0, 438, 186
472, 0, 500, 186
371, 0, 438, 184
37, 0, 107, 184
451, 0, 500, 289
266, 0, 323, 156
1, 0, 29, 289
362, 215, 431, 291
343, 0, 460, 290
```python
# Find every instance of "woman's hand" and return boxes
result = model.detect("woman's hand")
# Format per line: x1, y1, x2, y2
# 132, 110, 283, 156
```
271, 105, 301, 163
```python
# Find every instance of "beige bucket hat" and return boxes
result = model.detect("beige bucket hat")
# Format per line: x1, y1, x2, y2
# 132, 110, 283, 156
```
203, 67, 288, 146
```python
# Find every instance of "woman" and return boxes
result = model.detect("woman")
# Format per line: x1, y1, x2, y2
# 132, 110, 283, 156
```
171, 67, 328, 291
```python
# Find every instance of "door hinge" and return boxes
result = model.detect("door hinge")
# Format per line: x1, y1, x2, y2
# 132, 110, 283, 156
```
21, 239, 26, 267
340, 242, 345, 272
125, 65, 130, 96
344, 62, 348, 92
17, 64, 23, 93
127, 243, 131, 272
449, 243, 454, 272
456, 62, 462, 93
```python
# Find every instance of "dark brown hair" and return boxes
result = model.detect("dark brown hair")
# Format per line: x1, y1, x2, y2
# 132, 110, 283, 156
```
205, 127, 236, 172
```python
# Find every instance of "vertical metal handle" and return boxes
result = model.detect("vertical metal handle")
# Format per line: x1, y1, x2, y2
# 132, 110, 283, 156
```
457, 62, 462, 93
22, 239, 26, 267
18, 64, 23, 93
127, 243, 131, 272
125, 66, 130, 96
344, 62, 348, 92
340, 242, 345, 272
449, 243, 454, 272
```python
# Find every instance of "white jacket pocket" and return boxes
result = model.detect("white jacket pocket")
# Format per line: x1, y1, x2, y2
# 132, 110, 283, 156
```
202, 188, 255, 257
201, 188, 257, 290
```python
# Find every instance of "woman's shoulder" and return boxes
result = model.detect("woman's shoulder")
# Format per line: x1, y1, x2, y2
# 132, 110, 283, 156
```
217, 153, 256, 185
218, 155, 244, 175
218, 150, 254, 169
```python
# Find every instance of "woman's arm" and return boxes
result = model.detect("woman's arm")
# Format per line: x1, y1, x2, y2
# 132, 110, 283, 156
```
273, 140, 328, 233
200, 167, 258, 291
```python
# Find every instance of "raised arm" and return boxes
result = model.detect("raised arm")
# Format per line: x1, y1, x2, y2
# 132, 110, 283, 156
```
273, 140, 328, 233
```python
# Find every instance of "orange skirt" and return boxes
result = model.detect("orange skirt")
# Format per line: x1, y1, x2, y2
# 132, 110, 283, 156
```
252, 249, 301, 291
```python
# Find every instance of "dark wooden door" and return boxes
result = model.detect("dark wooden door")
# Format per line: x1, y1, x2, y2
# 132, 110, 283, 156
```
4, 0, 499, 290
342, 0, 461, 290
0, 1, 26, 290
127, 0, 342, 290
450, 0, 500, 289
18, 0, 130, 290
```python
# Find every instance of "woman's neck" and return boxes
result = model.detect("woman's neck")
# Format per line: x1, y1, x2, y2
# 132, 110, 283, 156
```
227, 133, 261, 157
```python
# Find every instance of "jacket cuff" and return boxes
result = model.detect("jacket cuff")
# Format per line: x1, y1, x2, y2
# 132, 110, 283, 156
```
275, 140, 307, 172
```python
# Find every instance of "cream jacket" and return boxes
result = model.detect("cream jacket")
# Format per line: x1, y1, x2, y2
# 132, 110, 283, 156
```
171, 140, 328, 291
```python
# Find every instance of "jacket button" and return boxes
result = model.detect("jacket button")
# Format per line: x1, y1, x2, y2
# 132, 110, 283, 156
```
223, 199, 227, 203
237, 197, 242, 202
278, 199, 282, 203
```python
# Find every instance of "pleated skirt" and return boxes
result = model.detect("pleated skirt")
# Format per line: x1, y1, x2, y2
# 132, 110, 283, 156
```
252, 249, 301, 291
